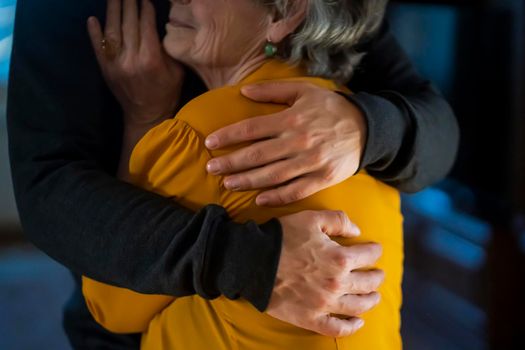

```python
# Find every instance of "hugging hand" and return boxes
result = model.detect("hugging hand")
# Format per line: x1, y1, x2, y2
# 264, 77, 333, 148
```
87, 0, 184, 126
205, 82, 367, 207
268, 210, 384, 337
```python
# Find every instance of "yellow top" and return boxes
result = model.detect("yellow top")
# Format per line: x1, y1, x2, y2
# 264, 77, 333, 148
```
82, 60, 404, 350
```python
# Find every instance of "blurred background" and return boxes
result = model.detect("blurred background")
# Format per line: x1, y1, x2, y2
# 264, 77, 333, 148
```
0, 0, 524, 349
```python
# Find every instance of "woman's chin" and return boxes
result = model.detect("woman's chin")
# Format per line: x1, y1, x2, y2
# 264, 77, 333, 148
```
162, 41, 189, 62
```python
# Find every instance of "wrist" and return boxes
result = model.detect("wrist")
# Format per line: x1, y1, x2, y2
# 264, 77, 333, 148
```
341, 93, 371, 173
340, 94, 368, 174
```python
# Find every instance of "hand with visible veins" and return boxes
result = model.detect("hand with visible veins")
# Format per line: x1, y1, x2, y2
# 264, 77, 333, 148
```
204, 81, 367, 207
268, 210, 384, 337
87, 0, 184, 127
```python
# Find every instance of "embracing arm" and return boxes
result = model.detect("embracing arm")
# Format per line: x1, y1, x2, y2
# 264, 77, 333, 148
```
349, 21, 459, 192
7, 0, 280, 312
8, 4, 382, 335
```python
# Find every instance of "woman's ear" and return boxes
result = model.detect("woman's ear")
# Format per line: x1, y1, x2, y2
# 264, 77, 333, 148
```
267, 0, 307, 43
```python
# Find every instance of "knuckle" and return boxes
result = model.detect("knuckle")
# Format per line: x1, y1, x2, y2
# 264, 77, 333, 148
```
347, 278, 357, 293
332, 252, 351, 270
120, 60, 137, 77
324, 278, 341, 293
283, 114, 297, 129
313, 295, 329, 310
273, 191, 287, 205
334, 210, 347, 226
308, 149, 324, 165
266, 171, 283, 184
308, 211, 322, 226
104, 31, 119, 42
288, 189, 306, 203
302, 131, 317, 149
241, 122, 257, 139
289, 113, 306, 128
321, 165, 337, 183
233, 175, 249, 189
246, 149, 264, 164
220, 158, 234, 172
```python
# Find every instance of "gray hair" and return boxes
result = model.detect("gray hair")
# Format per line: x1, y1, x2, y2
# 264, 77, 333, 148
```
259, 0, 388, 83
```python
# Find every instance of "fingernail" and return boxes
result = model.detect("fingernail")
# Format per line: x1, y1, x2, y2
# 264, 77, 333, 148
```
356, 319, 365, 329
224, 178, 240, 191
241, 85, 257, 94
352, 223, 361, 235
206, 160, 221, 174
205, 135, 219, 149
256, 196, 269, 206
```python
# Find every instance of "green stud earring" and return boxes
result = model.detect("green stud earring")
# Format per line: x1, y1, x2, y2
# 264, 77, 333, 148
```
264, 41, 278, 58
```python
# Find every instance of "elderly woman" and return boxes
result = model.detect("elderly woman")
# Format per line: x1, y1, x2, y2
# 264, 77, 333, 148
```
83, 0, 402, 349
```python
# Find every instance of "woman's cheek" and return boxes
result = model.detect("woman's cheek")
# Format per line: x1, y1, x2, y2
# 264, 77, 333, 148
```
196, 23, 233, 66
191, 29, 216, 64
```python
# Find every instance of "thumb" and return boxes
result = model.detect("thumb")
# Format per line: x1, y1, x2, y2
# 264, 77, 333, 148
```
316, 210, 361, 238
240, 81, 310, 106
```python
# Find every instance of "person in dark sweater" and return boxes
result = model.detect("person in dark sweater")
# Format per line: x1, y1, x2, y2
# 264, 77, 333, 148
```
6, 0, 458, 349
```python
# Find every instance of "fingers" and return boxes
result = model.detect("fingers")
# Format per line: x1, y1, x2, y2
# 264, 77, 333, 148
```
330, 292, 381, 316
255, 174, 330, 207
140, 0, 160, 53
313, 210, 361, 238
123, 0, 139, 51
241, 81, 312, 106
222, 157, 313, 191
340, 243, 383, 270
87, 17, 105, 63
315, 315, 364, 338
347, 270, 385, 294
206, 136, 299, 176
205, 112, 292, 150
105, 0, 122, 44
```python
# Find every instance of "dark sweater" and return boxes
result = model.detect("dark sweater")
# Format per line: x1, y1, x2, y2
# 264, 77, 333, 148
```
6, 0, 458, 348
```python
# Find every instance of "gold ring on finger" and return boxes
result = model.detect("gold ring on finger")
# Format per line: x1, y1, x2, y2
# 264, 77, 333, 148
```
100, 37, 120, 60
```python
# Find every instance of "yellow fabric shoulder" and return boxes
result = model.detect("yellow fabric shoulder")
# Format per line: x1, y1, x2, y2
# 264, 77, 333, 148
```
82, 60, 404, 350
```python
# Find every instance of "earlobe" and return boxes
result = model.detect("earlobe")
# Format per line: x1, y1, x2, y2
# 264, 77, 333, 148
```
267, 0, 307, 44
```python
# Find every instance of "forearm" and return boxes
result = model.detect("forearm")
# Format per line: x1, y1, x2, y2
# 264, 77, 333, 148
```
9, 153, 281, 310
351, 87, 459, 192
348, 20, 459, 191
7, 0, 282, 310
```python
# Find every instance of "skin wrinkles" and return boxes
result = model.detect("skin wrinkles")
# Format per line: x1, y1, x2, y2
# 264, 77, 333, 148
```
87, 0, 384, 338
165, 0, 272, 89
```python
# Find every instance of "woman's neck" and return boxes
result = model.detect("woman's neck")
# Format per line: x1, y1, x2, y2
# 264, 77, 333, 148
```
190, 54, 269, 90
